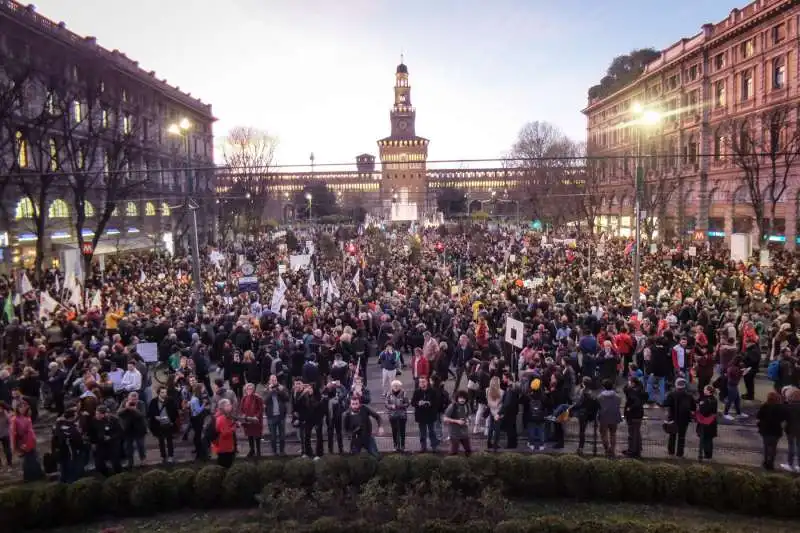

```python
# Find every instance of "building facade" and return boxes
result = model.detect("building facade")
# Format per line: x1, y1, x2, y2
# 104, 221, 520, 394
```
220, 61, 536, 221
0, 0, 216, 269
583, 0, 800, 249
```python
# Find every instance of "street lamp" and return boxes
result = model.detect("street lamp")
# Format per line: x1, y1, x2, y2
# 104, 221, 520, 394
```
305, 192, 312, 221
168, 117, 203, 317
630, 103, 662, 311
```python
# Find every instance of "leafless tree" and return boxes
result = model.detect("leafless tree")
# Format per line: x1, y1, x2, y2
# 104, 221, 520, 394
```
576, 142, 604, 234
728, 105, 800, 247
220, 126, 277, 239
0, 62, 32, 233
506, 121, 582, 228
639, 174, 678, 244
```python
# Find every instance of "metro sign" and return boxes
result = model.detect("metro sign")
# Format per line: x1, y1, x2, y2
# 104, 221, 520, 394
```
81, 242, 94, 255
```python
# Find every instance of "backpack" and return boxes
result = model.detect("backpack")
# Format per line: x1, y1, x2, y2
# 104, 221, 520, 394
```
529, 397, 545, 421
53, 420, 83, 458
203, 417, 220, 444
767, 360, 780, 382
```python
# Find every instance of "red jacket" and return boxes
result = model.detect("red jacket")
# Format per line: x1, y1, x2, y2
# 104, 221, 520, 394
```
239, 394, 264, 438
413, 355, 430, 379
212, 413, 237, 454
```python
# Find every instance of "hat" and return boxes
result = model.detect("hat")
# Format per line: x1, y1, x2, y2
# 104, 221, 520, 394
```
675, 378, 687, 390
530, 378, 541, 391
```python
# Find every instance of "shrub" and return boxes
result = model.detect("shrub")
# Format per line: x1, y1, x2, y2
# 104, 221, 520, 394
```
557, 454, 591, 499
223, 462, 262, 506
466, 452, 498, 483
761, 474, 796, 517
719, 468, 765, 515
65, 477, 103, 524
587, 458, 622, 500
27, 482, 67, 529
376, 453, 410, 485
650, 463, 685, 503
409, 453, 442, 482
257, 459, 285, 486
102, 472, 138, 514
439, 455, 480, 494
171, 468, 197, 507
0, 486, 32, 530
130, 469, 176, 515
616, 459, 653, 502
282, 457, 316, 487
314, 454, 351, 490
194, 464, 227, 508
683, 464, 722, 509
348, 454, 378, 486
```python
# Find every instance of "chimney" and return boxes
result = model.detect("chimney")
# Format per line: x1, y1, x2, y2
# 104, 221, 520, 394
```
84, 36, 97, 45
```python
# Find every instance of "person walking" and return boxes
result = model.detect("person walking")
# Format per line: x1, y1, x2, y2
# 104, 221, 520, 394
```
781, 388, 800, 473
211, 398, 238, 468
147, 386, 179, 464
411, 376, 440, 452
443, 390, 472, 455
664, 378, 696, 458
240, 383, 265, 457
757, 391, 786, 471
622, 376, 647, 458
264, 375, 289, 456
385, 380, 409, 452
596, 378, 622, 458
695, 385, 718, 462
343, 395, 383, 457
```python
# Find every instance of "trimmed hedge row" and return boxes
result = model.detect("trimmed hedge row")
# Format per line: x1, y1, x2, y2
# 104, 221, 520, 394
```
2, 453, 799, 530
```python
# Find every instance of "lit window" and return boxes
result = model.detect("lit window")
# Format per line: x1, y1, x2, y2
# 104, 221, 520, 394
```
145, 202, 156, 216
161, 203, 171, 216
123, 114, 132, 135
101, 109, 109, 128
76, 146, 86, 170
48, 199, 69, 218
49, 138, 58, 171
122, 89, 128, 103
72, 101, 82, 123
83, 201, 95, 217
15, 198, 35, 219
125, 201, 138, 217
45, 92, 56, 114
15, 131, 28, 168
112, 206, 119, 217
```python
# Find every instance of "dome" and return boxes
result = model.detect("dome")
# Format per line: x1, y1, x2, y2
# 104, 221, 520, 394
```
396, 62, 408, 74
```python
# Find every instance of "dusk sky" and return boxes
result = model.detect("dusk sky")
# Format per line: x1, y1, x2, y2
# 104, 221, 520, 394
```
33, 0, 739, 170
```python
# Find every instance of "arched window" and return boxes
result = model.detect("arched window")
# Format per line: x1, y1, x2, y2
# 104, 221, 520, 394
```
83, 201, 95, 217
15, 197, 35, 219
48, 199, 69, 218
48, 138, 58, 171
125, 201, 138, 217
112, 206, 119, 217
145, 202, 156, 216
15, 131, 28, 168
161, 203, 171, 216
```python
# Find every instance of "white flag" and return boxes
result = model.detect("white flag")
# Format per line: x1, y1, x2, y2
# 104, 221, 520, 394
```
90, 289, 102, 310
20, 273, 34, 295
39, 291, 59, 320
270, 274, 287, 314
68, 286, 82, 309
176, 269, 182, 280
352, 269, 360, 290
65, 273, 77, 295
307, 269, 315, 296
139, 269, 146, 283
54, 274, 60, 294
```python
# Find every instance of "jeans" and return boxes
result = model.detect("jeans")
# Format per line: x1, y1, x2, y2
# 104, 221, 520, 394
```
390, 417, 407, 450
449, 437, 471, 455
21, 450, 44, 482
351, 436, 379, 457
124, 435, 146, 466
667, 423, 689, 458
724, 385, 741, 415
59, 456, 84, 483
577, 418, 590, 450
381, 368, 395, 393
326, 411, 344, 454
487, 416, 501, 449
303, 420, 324, 457
191, 415, 208, 459
267, 417, 286, 455
217, 451, 235, 468
418, 421, 439, 451
626, 418, 642, 456
763, 435, 780, 469
527, 422, 545, 448
787, 434, 800, 467
698, 426, 714, 460
647, 375, 666, 405
599, 423, 617, 457
156, 433, 174, 460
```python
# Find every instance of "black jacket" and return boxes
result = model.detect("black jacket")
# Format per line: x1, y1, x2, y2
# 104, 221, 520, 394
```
411, 387, 440, 424
623, 384, 647, 420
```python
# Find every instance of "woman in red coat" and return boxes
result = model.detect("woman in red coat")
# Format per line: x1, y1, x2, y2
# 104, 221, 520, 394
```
239, 383, 264, 457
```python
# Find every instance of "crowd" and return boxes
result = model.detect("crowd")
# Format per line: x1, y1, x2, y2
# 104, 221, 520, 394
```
0, 221, 799, 485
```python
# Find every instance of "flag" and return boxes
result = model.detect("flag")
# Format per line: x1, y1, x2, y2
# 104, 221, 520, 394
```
3, 294, 14, 322
54, 274, 60, 294
176, 269, 182, 280
352, 269, 360, 290
39, 291, 60, 320
90, 289, 102, 310
139, 269, 146, 283
270, 274, 287, 314
624, 241, 634, 256
20, 272, 34, 295
307, 269, 315, 296
65, 273, 77, 296
68, 285, 82, 309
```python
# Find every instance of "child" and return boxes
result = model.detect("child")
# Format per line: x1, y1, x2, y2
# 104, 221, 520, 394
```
628, 363, 644, 382
443, 390, 471, 455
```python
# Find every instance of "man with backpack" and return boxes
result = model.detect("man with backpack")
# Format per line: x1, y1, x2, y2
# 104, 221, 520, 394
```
51, 409, 85, 483
526, 378, 551, 451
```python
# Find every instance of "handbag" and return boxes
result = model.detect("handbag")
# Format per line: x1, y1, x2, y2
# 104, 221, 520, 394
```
662, 419, 677, 434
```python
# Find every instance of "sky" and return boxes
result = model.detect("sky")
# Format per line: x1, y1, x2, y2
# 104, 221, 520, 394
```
31, 0, 739, 170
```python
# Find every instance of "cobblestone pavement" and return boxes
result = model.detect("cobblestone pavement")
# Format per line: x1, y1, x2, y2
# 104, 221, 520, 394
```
0, 356, 784, 485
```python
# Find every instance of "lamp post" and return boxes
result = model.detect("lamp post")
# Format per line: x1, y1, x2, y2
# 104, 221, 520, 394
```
305, 192, 312, 222
630, 103, 662, 311
168, 117, 203, 317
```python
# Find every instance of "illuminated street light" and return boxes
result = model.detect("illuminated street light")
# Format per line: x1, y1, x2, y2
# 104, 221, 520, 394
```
642, 110, 662, 125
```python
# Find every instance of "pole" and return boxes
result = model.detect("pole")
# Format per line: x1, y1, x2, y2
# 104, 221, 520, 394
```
190, 204, 203, 317
587, 242, 592, 282
632, 129, 643, 312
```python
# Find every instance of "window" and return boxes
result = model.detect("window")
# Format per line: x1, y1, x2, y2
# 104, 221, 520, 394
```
101, 109, 109, 128
76, 145, 86, 170
667, 75, 679, 90
688, 64, 698, 81
48, 199, 69, 218
123, 114, 132, 135
715, 80, 726, 107
145, 202, 156, 216
103, 152, 111, 175
71, 65, 79, 82
714, 134, 724, 160
125, 201, 138, 217
741, 39, 754, 59
688, 89, 699, 109
48, 138, 58, 171
98, 80, 105, 94
15, 198, 35, 219
45, 91, 56, 115
772, 24, 786, 44
121, 89, 128, 103
82, 200, 95, 217
773, 57, 786, 89
15, 131, 27, 168
161, 203, 171, 216
72, 100, 82, 123
741, 70, 753, 101
714, 53, 725, 70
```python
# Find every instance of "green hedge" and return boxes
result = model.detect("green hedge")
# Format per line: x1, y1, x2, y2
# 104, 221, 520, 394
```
2, 454, 799, 530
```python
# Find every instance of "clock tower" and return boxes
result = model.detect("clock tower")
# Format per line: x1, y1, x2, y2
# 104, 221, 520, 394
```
378, 59, 429, 214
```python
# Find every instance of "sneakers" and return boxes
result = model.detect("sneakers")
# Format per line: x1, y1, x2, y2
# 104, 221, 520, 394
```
737, 413, 749, 419
723, 414, 735, 421
527, 443, 536, 451
780, 463, 795, 473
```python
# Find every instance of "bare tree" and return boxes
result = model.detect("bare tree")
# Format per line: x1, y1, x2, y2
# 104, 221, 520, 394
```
507, 121, 582, 228
55, 71, 149, 275
639, 174, 678, 244
0, 62, 32, 233
220, 126, 277, 239
728, 105, 800, 247
576, 142, 604, 234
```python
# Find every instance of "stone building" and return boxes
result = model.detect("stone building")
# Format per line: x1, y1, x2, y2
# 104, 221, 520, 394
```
583, 0, 800, 249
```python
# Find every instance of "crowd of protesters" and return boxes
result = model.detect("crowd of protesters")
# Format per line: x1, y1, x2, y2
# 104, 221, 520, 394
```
0, 221, 799, 484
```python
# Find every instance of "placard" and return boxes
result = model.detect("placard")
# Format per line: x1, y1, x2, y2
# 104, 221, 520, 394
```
504, 316, 525, 349
137, 342, 158, 363
688, 246, 697, 257
238, 276, 259, 292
